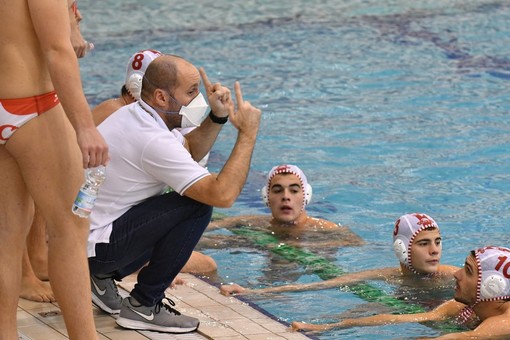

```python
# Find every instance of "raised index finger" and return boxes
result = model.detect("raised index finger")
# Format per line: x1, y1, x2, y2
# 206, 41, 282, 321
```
234, 81, 244, 107
199, 67, 213, 93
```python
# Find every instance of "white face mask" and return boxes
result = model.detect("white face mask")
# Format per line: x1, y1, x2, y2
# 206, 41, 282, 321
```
179, 93, 210, 128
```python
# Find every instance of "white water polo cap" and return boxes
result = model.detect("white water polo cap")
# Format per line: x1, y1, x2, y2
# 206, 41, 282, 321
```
456, 246, 510, 324
392, 213, 440, 273
125, 49, 162, 100
261, 164, 312, 209
475, 246, 510, 302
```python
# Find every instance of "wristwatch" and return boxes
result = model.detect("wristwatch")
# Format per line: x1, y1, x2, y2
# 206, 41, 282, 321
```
209, 111, 229, 124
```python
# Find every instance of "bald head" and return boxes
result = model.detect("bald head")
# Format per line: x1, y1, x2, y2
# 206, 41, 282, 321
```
141, 54, 196, 100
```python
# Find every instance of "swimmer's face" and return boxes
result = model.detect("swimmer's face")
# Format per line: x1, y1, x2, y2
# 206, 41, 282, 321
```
268, 173, 304, 223
453, 253, 478, 305
409, 228, 442, 274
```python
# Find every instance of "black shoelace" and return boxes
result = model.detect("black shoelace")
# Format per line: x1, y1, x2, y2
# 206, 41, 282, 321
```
155, 297, 181, 316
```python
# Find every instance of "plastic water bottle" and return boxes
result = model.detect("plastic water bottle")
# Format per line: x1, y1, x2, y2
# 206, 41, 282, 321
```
72, 165, 106, 218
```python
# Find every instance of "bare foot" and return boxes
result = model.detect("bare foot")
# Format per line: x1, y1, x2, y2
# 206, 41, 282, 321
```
169, 276, 186, 289
20, 276, 55, 302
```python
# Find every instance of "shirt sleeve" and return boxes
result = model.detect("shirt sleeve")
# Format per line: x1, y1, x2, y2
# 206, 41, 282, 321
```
141, 131, 210, 195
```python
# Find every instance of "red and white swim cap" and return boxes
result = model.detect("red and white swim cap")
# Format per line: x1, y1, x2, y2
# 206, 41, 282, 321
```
125, 49, 162, 100
261, 164, 312, 209
392, 213, 440, 273
474, 246, 510, 302
457, 246, 510, 323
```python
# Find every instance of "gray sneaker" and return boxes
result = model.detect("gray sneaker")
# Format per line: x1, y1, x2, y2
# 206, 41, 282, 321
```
116, 297, 199, 333
90, 274, 123, 314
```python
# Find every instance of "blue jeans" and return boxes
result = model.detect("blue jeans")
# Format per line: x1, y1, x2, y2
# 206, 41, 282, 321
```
88, 191, 212, 306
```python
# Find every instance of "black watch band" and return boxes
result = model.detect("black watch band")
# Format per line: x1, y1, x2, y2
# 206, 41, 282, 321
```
209, 111, 229, 125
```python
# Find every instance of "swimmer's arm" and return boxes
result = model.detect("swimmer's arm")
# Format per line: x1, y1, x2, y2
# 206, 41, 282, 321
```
291, 299, 463, 332
434, 311, 510, 339
318, 225, 365, 247
207, 216, 263, 230
207, 217, 242, 230
220, 267, 398, 295
28, 0, 108, 166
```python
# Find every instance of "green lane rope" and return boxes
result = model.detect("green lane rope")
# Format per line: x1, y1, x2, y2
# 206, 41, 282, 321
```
231, 226, 424, 313
230, 226, 464, 332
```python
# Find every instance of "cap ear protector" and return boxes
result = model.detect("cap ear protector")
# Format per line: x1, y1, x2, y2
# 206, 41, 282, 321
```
261, 183, 312, 207
393, 237, 409, 265
480, 271, 508, 299
125, 73, 144, 100
475, 246, 510, 302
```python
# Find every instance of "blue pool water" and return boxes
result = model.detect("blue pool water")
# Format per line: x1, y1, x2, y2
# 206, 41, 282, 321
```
79, 0, 510, 338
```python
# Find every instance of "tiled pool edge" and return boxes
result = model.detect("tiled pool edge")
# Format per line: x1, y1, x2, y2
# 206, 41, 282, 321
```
192, 274, 319, 340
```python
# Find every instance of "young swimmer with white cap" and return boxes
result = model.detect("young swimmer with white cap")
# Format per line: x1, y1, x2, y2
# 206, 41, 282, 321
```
220, 212, 457, 296
291, 246, 510, 339
210, 164, 359, 230
206, 164, 364, 247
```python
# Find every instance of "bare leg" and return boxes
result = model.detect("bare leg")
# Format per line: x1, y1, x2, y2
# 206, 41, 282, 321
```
0, 146, 34, 338
20, 246, 55, 302
180, 251, 217, 274
26, 206, 49, 281
6, 108, 98, 339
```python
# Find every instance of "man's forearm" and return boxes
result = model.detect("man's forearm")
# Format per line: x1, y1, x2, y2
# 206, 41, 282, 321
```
186, 116, 223, 162
214, 131, 257, 206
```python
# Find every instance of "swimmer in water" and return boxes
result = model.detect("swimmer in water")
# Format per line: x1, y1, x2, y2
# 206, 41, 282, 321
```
291, 246, 510, 339
220, 212, 458, 296
198, 164, 364, 283
206, 164, 364, 249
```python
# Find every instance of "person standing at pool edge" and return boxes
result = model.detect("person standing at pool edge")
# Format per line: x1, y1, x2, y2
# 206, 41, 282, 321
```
292, 246, 510, 339
21, 0, 97, 304
0, 0, 109, 338
87, 54, 261, 333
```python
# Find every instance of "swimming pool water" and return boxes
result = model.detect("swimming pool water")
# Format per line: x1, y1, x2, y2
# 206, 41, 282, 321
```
79, 0, 510, 338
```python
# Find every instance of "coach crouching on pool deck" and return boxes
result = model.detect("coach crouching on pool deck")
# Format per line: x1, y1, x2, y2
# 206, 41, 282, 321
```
87, 54, 261, 334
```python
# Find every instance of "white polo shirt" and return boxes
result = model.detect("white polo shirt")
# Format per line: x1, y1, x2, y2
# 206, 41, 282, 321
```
87, 100, 210, 257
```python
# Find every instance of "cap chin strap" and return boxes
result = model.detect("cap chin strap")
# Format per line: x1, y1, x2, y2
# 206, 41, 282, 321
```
456, 304, 478, 324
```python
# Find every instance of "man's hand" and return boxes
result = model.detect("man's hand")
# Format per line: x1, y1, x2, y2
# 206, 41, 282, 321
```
69, 2, 93, 58
229, 82, 261, 138
291, 321, 332, 332
200, 68, 232, 118
220, 283, 247, 296
76, 126, 110, 168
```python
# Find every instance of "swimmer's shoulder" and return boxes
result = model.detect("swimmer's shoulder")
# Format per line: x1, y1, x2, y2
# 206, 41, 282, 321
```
92, 98, 124, 126
306, 216, 342, 229
438, 264, 460, 276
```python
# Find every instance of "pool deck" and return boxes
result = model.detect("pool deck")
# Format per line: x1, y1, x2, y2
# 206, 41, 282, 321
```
17, 273, 313, 340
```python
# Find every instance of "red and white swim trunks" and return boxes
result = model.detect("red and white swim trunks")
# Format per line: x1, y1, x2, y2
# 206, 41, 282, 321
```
0, 91, 60, 144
